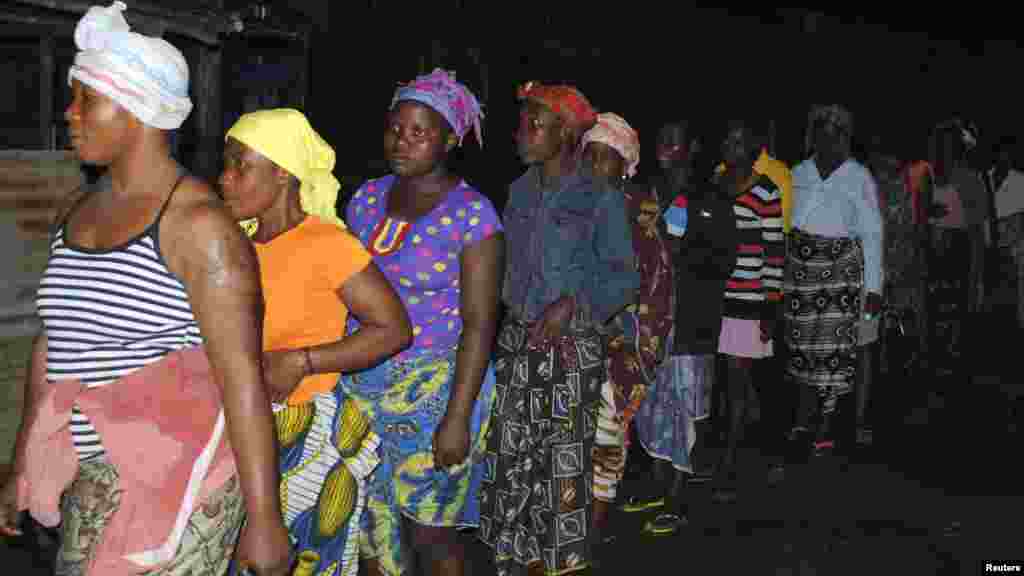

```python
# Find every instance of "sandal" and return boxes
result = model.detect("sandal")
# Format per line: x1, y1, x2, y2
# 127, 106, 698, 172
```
687, 469, 714, 485
620, 495, 665, 513
643, 511, 688, 536
812, 439, 834, 457
710, 472, 738, 504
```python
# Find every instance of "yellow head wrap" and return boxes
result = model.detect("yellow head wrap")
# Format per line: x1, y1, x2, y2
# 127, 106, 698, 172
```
224, 108, 343, 236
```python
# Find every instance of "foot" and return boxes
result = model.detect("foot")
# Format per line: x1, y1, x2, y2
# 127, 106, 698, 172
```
687, 469, 713, 485
642, 511, 688, 536
767, 462, 785, 486
812, 439, 835, 458
856, 426, 873, 446
620, 494, 665, 513
710, 472, 738, 504
786, 428, 812, 465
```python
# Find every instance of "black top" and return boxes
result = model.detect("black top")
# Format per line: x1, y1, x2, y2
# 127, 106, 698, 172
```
669, 190, 737, 355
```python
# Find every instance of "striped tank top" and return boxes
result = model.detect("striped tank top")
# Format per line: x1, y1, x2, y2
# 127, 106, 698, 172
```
36, 174, 202, 461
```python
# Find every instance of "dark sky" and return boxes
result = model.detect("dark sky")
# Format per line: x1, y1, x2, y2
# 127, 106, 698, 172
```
297, 6, 1022, 200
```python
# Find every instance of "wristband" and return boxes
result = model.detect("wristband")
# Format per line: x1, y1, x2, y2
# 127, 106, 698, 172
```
302, 348, 313, 375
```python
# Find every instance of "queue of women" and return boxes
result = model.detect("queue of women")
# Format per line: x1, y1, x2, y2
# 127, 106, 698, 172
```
0, 3, 887, 576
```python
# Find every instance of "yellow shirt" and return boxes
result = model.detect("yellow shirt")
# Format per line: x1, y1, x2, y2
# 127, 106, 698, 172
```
716, 150, 794, 231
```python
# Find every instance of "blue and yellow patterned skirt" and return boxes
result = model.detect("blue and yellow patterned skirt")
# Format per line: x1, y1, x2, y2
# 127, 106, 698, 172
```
339, 350, 496, 575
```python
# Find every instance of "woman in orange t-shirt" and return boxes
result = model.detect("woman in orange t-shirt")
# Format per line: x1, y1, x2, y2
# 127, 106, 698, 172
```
219, 109, 411, 576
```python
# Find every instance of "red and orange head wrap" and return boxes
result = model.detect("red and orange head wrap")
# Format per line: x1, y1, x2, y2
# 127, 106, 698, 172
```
517, 81, 597, 131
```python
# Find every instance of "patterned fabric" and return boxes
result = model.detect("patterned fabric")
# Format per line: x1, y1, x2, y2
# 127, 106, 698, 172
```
392, 68, 484, 146
57, 459, 244, 576
229, 390, 379, 576
635, 350, 714, 473
338, 351, 496, 575
346, 176, 502, 361
592, 380, 625, 503
878, 160, 923, 312
607, 185, 673, 429
722, 176, 784, 319
784, 228, 863, 414
479, 319, 605, 576
70, 2, 192, 130
580, 113, 640, 177
516, 82, 597, 131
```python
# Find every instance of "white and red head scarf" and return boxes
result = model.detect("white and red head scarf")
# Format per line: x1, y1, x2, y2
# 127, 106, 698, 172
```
69, 2, 192, 130
580, 112, 641, 178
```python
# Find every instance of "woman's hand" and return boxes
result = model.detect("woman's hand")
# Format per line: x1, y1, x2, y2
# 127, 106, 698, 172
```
433, 413, 471, 469
528, 296, 575, 346
235, 518, 292, 575
0, 478, 21, 537
261, 349, 307, 404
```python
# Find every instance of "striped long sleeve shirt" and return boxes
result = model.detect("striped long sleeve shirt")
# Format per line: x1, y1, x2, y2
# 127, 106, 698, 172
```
722, 175, 784, 321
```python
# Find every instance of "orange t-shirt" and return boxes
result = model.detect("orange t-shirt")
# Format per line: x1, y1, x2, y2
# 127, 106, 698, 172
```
253, 215, 372, 405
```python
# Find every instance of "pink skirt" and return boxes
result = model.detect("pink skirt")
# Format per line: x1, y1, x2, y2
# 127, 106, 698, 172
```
717, 317, 773, 359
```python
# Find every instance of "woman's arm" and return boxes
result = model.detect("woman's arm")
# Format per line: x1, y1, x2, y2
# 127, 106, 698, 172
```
434, 233, 504, 467
449, 233, 504, 421
304, 263, 412, 375
10, 332, 46, 473
0, 331, 47, 535
166, 183, 289, 571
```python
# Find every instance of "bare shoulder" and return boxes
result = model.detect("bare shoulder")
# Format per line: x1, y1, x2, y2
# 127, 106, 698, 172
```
159, 175, 257, 282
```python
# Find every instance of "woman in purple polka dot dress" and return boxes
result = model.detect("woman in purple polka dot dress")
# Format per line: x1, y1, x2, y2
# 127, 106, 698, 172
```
341, 69, 504, 576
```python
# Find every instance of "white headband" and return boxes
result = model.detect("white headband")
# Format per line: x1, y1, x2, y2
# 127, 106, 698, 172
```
68, 2, 192, 130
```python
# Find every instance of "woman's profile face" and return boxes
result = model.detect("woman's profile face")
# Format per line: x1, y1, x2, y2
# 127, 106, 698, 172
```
64, 80, 134, 165
584, 141, 626, 182
218, 137, 282, 221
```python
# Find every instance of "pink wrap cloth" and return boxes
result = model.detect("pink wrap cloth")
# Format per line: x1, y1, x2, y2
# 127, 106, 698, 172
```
581, 112, 641, 178
14, 347, 237, 575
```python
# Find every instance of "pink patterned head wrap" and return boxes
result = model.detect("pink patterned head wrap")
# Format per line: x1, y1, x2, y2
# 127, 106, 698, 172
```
580, 112, 640, 177
391, 68, 484, 147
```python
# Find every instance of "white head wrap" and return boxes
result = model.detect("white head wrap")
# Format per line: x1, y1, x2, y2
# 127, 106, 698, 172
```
580, 112, 640, 178
68, 2, 192, 130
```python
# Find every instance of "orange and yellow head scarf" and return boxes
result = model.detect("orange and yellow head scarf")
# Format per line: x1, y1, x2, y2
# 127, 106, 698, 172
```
225, 108, 343, 236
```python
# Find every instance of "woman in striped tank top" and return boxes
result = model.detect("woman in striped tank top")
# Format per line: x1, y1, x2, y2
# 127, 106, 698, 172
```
713, 121, 784, 502
1, 3, 292, 575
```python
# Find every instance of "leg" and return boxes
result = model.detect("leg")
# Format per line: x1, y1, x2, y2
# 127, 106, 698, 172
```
408, 520, 465, 576
592, 379, 625, 537
713, 355, 751, 502
719, 356, 752, 472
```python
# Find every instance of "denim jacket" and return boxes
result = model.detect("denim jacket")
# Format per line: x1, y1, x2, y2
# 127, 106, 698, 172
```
502, 166, 639, 328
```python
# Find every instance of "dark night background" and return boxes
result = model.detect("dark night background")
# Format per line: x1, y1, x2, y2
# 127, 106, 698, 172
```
4, 3, 1021, 208
299, 8, 1022, 212
2, 4, 1023, 573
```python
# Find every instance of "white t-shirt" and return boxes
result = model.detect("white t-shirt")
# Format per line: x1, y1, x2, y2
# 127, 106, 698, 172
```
996, 169, 1024, 219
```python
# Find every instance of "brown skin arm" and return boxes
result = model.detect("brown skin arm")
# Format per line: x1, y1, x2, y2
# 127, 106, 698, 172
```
163, 181, 289, 573
2, 183, 92, 534
262, 262, 412, 404
0, 332, 47, 535
434, 233, 504, 467
313, 263, 413, 376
